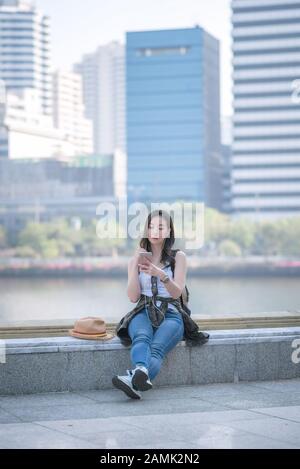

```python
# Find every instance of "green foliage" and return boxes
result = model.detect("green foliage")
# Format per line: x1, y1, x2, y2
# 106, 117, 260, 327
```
218, 239, 242, 257
14, 245, 39, 258
202, 210, 300, 257
204, 208, 231, 243
228, 218, 256, 252
2, 210, 300, 258
276, 217, 300, 256
14, 217, 126, 258
0, 225, 7, 249
253, 221, 282, 256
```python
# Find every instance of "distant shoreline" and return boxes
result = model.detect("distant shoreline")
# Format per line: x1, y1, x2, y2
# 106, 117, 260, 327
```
1, 256, 300, 277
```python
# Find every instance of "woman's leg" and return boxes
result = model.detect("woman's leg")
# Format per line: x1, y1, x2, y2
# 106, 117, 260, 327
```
128, 308, 154, 370
148, 310, 184, 381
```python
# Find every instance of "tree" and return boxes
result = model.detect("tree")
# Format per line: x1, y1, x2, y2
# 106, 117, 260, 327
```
253, 221, 282, 256
218, 239, 242, 257
228, 218, 256, 254
18, 222, 48, 256
0, 225, 7, 249
278, 217, 300, 256
204, 208, 231, 244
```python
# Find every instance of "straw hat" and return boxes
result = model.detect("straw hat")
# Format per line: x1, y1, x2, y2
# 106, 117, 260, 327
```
69, 316, 114, 340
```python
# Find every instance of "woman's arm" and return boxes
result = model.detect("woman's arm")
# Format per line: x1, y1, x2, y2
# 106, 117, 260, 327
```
159, 250, 187, 300
127, 248, 145, 302
139, 250, 187, 300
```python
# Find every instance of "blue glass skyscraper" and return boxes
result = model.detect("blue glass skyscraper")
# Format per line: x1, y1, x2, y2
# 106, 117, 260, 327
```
126, 26, 222, 207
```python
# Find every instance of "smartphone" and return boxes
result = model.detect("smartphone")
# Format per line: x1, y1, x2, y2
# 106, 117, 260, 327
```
138, 252, 153, 265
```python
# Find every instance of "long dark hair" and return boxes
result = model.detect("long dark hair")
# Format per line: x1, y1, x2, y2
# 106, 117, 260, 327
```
139, 209, 177, 272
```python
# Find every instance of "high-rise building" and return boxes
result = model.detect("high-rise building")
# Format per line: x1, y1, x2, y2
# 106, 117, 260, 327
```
74, 41, 126, 155
0, 79, 83, 159
232, 0, 300, 218
126, 26, 222, 206
221, 116, 233, 213
0, 0, 52, 116
52, 70, 94, 155
221, 115, 233, 147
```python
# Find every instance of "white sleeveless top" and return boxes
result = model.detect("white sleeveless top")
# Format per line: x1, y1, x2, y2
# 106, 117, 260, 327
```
138, 264, 179, 313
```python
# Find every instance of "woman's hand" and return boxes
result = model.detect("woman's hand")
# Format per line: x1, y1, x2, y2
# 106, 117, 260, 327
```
133, 247, 148, 267
138, 257, 164, 279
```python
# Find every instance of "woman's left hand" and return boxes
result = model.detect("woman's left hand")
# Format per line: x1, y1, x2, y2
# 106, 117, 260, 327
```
138, 258, 163, 278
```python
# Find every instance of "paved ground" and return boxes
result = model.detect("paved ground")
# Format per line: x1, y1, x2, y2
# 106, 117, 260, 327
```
0, 379, 300, 449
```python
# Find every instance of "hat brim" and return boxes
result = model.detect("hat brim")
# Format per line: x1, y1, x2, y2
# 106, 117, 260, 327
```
69, 329, 114, 340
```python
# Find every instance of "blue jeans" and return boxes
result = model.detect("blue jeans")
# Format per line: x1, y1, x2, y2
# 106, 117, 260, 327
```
128, 306, 185, 381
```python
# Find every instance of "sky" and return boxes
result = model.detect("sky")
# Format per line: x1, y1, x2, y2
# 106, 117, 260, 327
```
36, 0, 232, 117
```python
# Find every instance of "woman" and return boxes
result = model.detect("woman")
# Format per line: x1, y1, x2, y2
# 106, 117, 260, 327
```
113, 209, 209, 400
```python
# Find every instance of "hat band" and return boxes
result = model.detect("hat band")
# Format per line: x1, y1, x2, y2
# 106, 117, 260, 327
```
73, 330, 108, 336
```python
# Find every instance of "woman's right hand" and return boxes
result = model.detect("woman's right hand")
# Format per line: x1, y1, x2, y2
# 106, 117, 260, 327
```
133, 247, 148, 267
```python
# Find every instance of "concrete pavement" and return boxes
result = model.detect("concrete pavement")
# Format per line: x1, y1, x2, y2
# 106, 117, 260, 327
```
1, 378, 300, 449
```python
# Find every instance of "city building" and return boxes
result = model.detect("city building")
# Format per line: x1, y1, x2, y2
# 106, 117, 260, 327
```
221, 115, 233, 213
126, 26, 222, 207
74, 41, 126, 156
221, 144, 233, 213
0, 70, 94, 159
232, 0, 300, 218
0, 0, 52, 116
0, 154, 115, 240
0, 80, 78, 158
52, 70, 94, 155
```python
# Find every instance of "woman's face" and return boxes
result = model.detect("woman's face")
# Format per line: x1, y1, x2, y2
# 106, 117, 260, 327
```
147, 216, 170, 245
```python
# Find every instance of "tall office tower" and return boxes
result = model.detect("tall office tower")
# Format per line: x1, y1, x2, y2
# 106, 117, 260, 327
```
74, 41, 126, 156
52, 70, 94, 155
0, 0, 52, 116
232, 0, 300, 218
126, 27, 222, 207
221, 115, 233, 213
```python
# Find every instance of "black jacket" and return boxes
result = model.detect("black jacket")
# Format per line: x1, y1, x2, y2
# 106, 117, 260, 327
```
115, 292, 210, 347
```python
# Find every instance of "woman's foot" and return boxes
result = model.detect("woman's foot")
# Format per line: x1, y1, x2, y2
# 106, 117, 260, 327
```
131, 365, 153, 391
112, 370, 142, 399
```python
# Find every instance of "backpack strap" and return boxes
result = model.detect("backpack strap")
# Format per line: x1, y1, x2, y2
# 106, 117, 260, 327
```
170, 249, 189, 307
170, 248, 179, 277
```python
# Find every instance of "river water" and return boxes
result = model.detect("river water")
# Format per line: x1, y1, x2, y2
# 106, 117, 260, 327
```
0, 276, 299, 326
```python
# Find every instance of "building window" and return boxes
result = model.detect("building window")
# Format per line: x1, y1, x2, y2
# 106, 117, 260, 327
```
136, 46, 190, 57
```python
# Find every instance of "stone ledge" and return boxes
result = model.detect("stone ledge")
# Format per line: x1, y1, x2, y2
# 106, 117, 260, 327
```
4, 327, 300, 353
1, 313, 300, 339
1, 327, 300, 396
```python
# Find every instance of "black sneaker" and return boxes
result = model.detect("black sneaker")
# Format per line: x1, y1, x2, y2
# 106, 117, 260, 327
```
131, 365, 153, 391
112, 370, 142, 399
